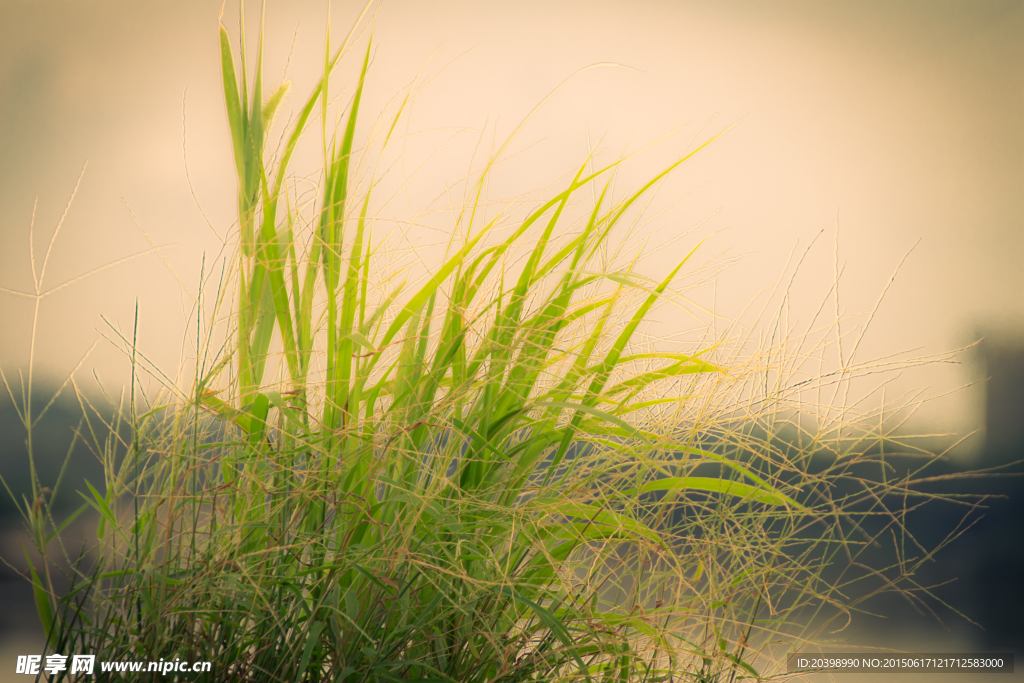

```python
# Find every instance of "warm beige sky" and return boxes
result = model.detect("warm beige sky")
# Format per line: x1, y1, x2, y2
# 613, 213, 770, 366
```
1, 0, 1021, 451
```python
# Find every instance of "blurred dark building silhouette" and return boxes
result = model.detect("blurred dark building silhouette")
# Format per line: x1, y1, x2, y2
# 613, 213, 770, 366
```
969, 336, 1024, 649
981, 336, 1024, 466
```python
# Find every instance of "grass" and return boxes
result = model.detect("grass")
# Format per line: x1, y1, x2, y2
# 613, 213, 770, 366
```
4, 4, 981, 682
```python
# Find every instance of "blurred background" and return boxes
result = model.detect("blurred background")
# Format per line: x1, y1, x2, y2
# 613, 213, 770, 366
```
0, 0, 1020, 679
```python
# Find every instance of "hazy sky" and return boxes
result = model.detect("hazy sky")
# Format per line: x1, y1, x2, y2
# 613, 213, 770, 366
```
1, 0, 1021, 451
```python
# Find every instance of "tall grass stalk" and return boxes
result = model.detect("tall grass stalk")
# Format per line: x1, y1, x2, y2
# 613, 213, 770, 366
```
12, 5, 976, 682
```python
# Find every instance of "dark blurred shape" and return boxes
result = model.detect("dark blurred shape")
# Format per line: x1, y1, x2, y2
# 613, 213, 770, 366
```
901, 458, 1024, 651
968, 335, 1024, 648
0, 385, 112, 518
0, 384, 117, 648
981, 335, 1024, 466
848, 336, 1024, 651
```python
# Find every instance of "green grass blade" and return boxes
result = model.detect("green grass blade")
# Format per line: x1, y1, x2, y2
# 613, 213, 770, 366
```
297, 620, 324, 676
262, 80, 290, 125
25, 554, 54, 639
218, 25, 245, 183
623, 476, 804, 509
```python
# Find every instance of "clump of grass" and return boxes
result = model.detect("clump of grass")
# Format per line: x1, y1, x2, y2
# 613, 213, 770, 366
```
12, 4, 979, 682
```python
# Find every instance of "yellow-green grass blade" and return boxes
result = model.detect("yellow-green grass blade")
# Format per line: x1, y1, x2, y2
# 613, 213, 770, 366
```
296, 620, 324, 677
262, 80, 290, 126
498, 160, 585, 337
622, 476, 804, 509
281, 191, 305, 375
236, 2, 248, 110
320, 42, 370, 431
456, 161, 616, 317
533, 400, 650, 444
559, 293, 614, 325
607, 395, 695, 416
249, 391, 272, 441
530, 495, 665, 547
600, 131, 730, 256
81, 480, 117, 533
407, 293, 439, 449
335, 193, 372, 439
532, 285, 621, 489
318, 39, 371, 290
199, 389, 247, 430
25, 551, 54, 639
465, 181, 593, 298
498, 586, 593, 679
361, 279, 407, 341
378, 223, 493, 352
494, 276, 609, 410
245, 268, 276, 395
423, 288, 468, 398
329, 39, 371, 235
265, 389, 311, 437
383, 292, 437, 462
253, 175, 300, 381
602, 358, 722, 398
246, 5, 266, 193
588, 239, 707, 397
219, 25, 245, 189
390, 307, 423, 434
578, 424, 793, 501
